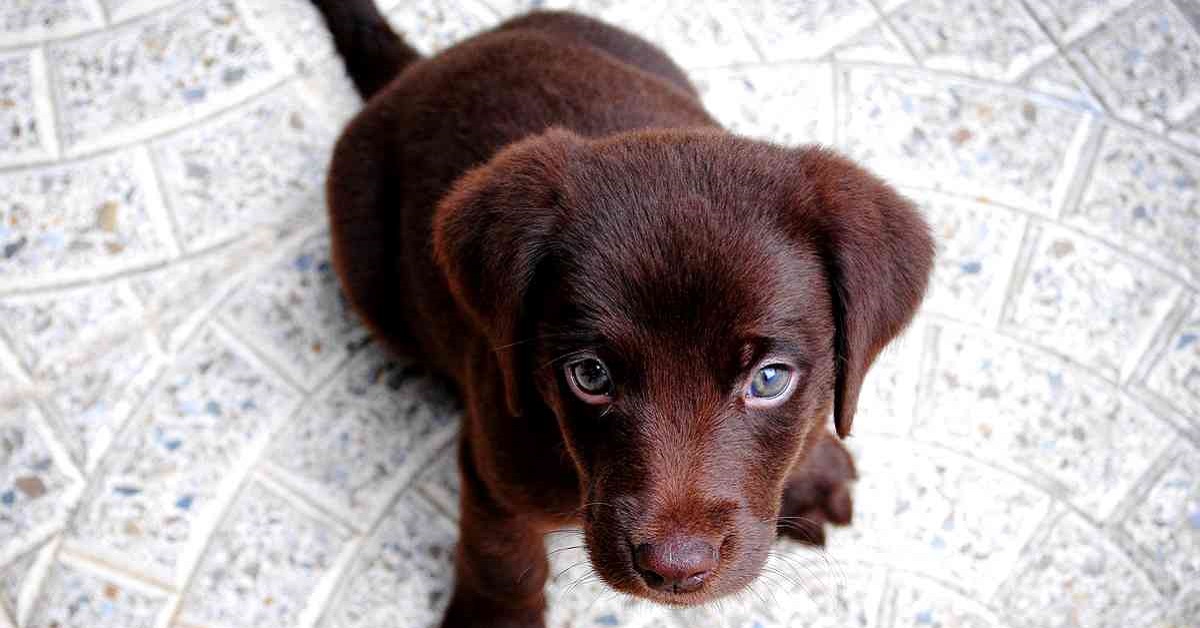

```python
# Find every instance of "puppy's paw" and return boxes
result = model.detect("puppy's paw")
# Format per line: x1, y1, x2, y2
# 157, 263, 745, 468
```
777, 431, 856, 546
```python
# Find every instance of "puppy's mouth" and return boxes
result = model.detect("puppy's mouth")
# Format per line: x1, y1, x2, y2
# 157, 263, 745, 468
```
578, 516, 773, 606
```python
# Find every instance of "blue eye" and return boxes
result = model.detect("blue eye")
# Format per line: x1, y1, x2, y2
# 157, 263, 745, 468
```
749, 364, 792, 399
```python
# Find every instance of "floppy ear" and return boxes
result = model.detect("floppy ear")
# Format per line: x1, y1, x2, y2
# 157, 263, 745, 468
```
432, 128, 583, 417
787, 147, 934, 438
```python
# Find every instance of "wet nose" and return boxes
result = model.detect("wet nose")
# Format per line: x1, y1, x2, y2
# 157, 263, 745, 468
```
633, 536, 719, 594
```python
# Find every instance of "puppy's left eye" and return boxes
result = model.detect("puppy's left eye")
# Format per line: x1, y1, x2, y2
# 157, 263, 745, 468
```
747, 364, 793, 402
565, 357, 613, 404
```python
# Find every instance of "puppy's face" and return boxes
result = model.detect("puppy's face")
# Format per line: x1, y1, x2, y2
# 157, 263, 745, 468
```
528, 200, 836, 603
434, 128, 933, 605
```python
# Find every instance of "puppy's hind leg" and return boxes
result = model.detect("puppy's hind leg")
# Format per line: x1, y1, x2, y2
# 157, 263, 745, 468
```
777, 430, 856, 547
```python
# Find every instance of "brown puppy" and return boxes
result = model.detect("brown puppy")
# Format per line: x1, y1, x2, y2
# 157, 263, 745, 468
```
310, 2, 934, 626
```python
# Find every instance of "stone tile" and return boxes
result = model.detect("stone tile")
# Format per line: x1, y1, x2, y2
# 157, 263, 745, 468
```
220, 231, 361, 390
0, 0, 102, 46
841, 67, 1084, 214
888, 0, 1056, 82
0, 281, 161, 471
830, 21, 918, 64
47, 0, 281, 153
179, 478, 351, 628
1153, 586, 1200, 628
920, 323, 1176, 519
151, 85, 334, 252
735, 562, 886, 628
828, 439, 1051, 598
66, 326, 301, 583
384, 0, 501, 55
729, 0, 879, 61
1024, 0, 1140, 44
887, 578, 1003, 628
1068, 0, 1200, 131
25, 560, 170, 628
1067, 126, 1200, 287
1142, 298, 1200, 419
319, 492, 455, 628
0, 402, 79, 561
1018, 55, 1105, 113
1001, 225, 1181, 380
914, 191, 1026, 323
0, 49, 54, 167
695, 64, 835, 146
265, 346, 459, 520
0, 148, 177, 291
1120, 447, 1199, 594
999, 512, 1165, 628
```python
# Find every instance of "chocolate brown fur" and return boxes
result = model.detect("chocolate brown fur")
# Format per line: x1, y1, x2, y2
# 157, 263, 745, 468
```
311, 2, 933, 625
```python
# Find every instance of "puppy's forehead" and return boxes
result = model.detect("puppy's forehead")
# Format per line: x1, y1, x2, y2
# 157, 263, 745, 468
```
557, 193, 822, 356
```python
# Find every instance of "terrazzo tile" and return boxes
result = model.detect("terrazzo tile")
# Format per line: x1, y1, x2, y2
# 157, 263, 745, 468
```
1068, 0, 1200, 132
101, 0, 181, 22
919, 323, 1176, 519
1154, 586, 1200, 628
1023, 0, 1140, 44
179, 478, 351, 628
998, 512, 1165, 628
151, 86, 334, 252
24, 560, 170, 628
828, 439, 1051, 598
0, 281, 161, 470
1, 541, 44, 623
47, 0, 281, 153
1142, 298, 1200, 419
888, 0, 1056, 82
851, 321, 924, 436
914, 191, 1026, 322
0, 0, 102, 46
384, 0, 502, 55
735, 563, 886, 628
829, 21, 918, 64
1017, 55, 1105, 113
531, 0, 760, 69
1066, 126, 1200, 287
294, 53, 363, 128
840, 67, 1083, 214
66, 326, 301, 583
1000, 224, 1181, 380
0, 402, 78, 561
219, 231, 361, 389
265, 346, 458, 520
695, 64, 835, 146
0, 49, 54, 167
414, 446, 460, 519
886, 578, 1003, 628
0, 148, 177, 291
319, 492, 456, 628
728, 0, 879, 61
238, 0, 335, 65
1120, 447, 1200, 594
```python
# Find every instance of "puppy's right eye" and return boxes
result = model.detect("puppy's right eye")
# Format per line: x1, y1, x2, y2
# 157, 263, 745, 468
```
565, 357, 612, 404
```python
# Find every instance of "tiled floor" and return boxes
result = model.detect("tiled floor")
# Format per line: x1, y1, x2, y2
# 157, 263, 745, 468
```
0, 0, 1197, 627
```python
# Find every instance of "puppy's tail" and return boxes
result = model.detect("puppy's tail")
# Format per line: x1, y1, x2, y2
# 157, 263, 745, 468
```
310, 0, 421, 99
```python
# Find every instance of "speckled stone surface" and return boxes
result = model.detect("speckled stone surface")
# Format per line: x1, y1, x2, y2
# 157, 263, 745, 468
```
0, 1, 1197, 627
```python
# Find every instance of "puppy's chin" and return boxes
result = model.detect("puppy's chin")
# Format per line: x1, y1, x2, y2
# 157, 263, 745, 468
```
580, 515, 776, 607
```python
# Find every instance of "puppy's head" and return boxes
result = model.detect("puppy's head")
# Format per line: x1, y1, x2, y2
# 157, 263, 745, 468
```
434, 128, 933, 604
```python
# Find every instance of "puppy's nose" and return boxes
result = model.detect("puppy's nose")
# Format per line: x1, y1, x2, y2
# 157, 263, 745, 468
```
633, 537, 718, 594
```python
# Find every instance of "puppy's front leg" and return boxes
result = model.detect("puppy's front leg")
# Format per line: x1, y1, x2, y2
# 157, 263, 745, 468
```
776, 429, 857, 546
442, 440, 548, 628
